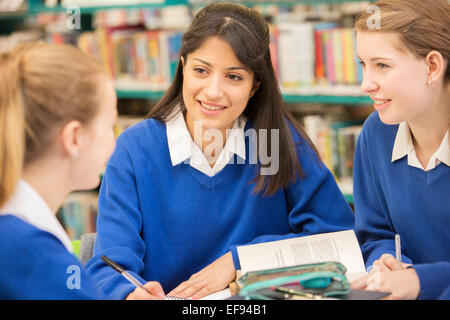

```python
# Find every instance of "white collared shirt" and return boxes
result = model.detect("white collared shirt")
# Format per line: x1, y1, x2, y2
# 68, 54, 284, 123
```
166, 109, 247, 177
0, 179, 73, 252
391, 121, 450, 171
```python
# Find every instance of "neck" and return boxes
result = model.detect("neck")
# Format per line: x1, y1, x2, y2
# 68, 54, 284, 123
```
408, 90, 450, 162
185, 115, 231, 166
22, 158, 71, 214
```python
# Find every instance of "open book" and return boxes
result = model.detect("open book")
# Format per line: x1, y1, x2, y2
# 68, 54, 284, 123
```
237, 230, 367, 282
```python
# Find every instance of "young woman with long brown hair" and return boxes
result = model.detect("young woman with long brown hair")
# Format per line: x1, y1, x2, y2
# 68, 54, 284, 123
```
86, 2, 354, 300
351, 0, 450, 299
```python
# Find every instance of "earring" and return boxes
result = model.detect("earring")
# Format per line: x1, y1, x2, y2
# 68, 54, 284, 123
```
71, 150, 79, 160
428, 79, 437, 88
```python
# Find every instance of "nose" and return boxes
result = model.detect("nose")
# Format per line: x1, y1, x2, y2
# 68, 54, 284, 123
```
204, 75, 224, 100
360, 71, 378, 94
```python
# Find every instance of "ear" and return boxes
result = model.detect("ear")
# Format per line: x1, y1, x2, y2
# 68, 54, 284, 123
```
61, 120, 82, 159
250, 81, 260, 98
425, 50, 445, 87
180, 56, 185, 69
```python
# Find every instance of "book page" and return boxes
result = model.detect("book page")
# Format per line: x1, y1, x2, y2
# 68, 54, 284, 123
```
237, 230, 366, 276
199, 288, 232, 300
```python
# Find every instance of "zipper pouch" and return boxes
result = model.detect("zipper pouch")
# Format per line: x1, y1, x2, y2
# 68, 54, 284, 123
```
238, 261, 351, 300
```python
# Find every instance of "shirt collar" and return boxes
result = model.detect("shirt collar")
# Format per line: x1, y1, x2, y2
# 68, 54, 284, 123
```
391, 121, 413, 163
0, 179, 73, 252
166, 108, 195, 166
392, 121, 450, 169
433, 129, 450, 167
165, 107, 247, 168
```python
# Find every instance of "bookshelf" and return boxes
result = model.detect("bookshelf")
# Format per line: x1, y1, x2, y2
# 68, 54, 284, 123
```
1, 0, 375, 238
27, 0, 188, 14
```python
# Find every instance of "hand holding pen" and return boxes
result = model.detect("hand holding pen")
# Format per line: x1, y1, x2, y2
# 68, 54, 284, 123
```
355, 234, 420, 299
101, 255, 166, 300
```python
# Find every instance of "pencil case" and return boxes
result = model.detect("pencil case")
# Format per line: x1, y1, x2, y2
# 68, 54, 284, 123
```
237, 261, 351, 300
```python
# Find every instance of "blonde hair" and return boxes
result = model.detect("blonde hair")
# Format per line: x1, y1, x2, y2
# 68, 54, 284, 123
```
0, 42, 108, 207
355, 0, 450, 82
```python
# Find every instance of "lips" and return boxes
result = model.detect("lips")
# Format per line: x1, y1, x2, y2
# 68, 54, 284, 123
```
197, 100, 227, 116
372, 98, 392, 111
199, 100, 226, 111
373, 99, 391, 105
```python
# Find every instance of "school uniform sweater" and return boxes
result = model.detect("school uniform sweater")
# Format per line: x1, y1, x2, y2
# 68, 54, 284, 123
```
0, 215, 104, 299
86, 118, 354, 299
354, 112, 450, 300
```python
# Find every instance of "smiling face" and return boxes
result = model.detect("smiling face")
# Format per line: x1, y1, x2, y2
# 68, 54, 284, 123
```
181, 36, 258, 137
357, 32, 434, 125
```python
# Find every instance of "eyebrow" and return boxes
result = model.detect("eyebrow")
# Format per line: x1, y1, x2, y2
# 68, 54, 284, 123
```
192, 58, 249, 71
357, 56, 393, 62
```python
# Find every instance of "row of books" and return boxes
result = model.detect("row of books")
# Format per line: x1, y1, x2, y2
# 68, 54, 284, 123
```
75, 27, 183, 87
93, 5, 191, 30
271, 22, 363, 89
302, 114, 363, 194
57, 192, 98, 241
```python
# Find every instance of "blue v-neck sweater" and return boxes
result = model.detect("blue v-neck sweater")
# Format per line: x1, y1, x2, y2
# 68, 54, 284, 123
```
354, 112, 450, 300
86, 118, 354, 299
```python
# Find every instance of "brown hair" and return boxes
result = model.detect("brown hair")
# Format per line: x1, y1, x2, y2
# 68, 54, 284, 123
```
0, 42, 108, 207
355, 0, 450, 82
148, 2, 319, 196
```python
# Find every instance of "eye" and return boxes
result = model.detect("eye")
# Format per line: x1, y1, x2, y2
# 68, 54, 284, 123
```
358, 60, 366, 68
227, 73, 243, 81
376, 63, 389, 70
193, 67, 208, 75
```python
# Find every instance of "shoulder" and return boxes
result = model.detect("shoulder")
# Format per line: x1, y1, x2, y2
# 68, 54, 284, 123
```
0, 215, 74, 260
110, 118, 167, 164
0, 215, 103, 299
117, 118, 165, 144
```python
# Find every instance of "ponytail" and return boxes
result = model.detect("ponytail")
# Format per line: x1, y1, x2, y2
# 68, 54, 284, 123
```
0, 48, 25, 207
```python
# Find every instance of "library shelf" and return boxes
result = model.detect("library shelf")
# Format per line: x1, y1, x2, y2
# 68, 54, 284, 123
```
7, 0, 376, 17
115, 89, 371, 105
25, 0, 187, 15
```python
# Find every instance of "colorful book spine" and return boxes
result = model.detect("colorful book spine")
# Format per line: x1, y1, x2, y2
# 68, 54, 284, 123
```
323, 30, 335, 85
333, 29, 343, 84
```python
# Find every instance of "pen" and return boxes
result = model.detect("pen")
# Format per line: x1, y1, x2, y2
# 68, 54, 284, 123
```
395, 234, 402, 265
101, 255, 147, 291
101, 255, 185, 300
274, 286, 323, 300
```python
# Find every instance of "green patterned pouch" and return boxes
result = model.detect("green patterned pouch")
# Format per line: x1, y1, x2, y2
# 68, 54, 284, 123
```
238, 261, 351, 300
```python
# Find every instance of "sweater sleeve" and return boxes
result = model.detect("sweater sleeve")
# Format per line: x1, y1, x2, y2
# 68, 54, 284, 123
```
353, 125, 412, 269
230, 130, 355, 270
414, 262, 450, 300
85, 134, 148, 300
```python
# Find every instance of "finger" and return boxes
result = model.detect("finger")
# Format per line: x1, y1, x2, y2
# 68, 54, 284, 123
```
351, 275, 369, 290
144, 281, 165, 300
168, 281, 189, 297
373, 260, 390, 272
191, 286, 212, 300
381, 255, 402, 271
366, 272, 382, 291
127, 287, 155, 300
176, 281, 205, 299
